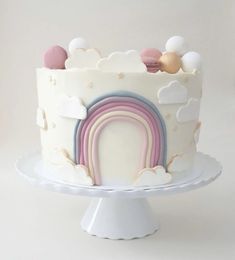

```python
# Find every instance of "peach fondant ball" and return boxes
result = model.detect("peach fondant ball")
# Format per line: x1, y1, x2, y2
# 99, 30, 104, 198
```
159, 52, 181, 74
44, 45, 68, 69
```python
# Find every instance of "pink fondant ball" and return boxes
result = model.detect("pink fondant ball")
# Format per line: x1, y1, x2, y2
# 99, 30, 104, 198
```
140, 48, 162, 60
44, 45, 68, 69
140, 48, 162, 73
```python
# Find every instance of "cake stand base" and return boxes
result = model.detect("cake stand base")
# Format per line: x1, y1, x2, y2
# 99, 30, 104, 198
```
81, 198, 158, 239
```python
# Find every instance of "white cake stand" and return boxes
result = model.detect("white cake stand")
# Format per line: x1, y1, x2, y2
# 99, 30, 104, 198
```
16, 152, 221, 240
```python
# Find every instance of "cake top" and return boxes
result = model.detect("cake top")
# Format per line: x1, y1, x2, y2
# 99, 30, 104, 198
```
43, 36, 202, 74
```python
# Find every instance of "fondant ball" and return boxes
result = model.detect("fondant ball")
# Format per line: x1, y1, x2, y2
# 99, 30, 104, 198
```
140, 48, 162, 60
140, 48, 162, 73
181, 52, 201, 72
159, 52, 181, 74
165, 36, 187, 56
68, 37, 89, 54
44, 45, 68, 69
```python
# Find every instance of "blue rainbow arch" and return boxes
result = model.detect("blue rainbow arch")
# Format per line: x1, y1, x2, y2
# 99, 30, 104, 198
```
74, 91, 167, 185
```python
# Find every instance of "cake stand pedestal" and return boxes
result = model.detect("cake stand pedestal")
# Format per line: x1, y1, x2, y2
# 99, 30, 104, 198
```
16, 152, 221, 240
81, 197, 158, 239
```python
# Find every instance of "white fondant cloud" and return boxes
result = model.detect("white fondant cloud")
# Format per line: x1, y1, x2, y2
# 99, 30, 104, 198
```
57, 95, 87, 120
48, 148, 71, 165
176, 98, 200, 122
65, 48, 101, 69
134, 166, 172, 186
36, 108, 47, 130
57, 162, 93, 186
97, 50, 147, 73
47, 148, 93, 185
157, 80, 188, 104
167, 146, 196, 173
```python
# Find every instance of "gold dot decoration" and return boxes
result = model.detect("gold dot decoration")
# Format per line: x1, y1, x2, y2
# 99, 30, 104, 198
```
87, 81, 94, 88
165, 113, 171, 120
118, 72, 125, 79
49, 75, 57, 86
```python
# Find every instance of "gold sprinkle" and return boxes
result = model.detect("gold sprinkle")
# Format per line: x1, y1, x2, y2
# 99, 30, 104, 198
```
51, 122, 56, 128
194, 121, 201, 132
118, 73, 125, 79
52, 79, 56, 85
165, 113, 171, 120
87, 82, 93, 88
49, 75, 57, 86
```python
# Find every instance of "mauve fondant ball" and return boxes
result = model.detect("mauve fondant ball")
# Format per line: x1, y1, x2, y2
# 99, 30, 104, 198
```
165, 36, 187, 56
181, 51, 201, 72
140, 48, 162, 59
68, 37, 89, 54
44, 45, 67, 69
159, 52, 181, 74
140, 48, 162, 73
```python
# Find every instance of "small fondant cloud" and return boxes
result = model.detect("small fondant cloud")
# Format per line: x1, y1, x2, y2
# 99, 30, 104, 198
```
65, 48, 101, 69
97, 50, 147, 73
36, 108, 47, 130
167, 146, 196, 173
57, 162, 93, 186
176, 98, 200, 122
134, 166, 172, 186
47, 148, 93, 185
57, 95, 87, 120
157, 80, 188, 104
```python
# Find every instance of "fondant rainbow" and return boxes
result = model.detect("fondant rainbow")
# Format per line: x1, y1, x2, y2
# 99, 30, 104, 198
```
74, 92, 167, 185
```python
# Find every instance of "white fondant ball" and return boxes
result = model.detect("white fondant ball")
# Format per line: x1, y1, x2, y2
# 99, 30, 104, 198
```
165, 36, 187, 56
68, 37, 89, 54
181, 51, 202, 72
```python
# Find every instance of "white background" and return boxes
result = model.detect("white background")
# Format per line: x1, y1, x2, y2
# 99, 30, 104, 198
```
0, 0, 235, 259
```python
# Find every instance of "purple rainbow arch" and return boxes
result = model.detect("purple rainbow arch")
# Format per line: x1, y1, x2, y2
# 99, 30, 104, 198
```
74, 92, 167, 185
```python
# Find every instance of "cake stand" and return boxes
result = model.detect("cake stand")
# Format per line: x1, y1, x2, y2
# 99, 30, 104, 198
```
16, 152, 222, 240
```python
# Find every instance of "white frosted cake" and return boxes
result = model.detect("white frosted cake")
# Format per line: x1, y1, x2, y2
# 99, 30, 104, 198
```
36, 36, 202, 187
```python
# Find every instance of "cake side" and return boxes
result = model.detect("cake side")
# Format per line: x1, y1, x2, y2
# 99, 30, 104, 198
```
36, 35, 203, 186
36, 68, 202, 186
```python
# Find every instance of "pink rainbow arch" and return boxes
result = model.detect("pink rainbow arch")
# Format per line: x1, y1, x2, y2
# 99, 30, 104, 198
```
74, 92, 167, 185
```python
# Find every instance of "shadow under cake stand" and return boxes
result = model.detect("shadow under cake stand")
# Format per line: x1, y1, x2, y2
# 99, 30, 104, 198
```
16, 152, 221, 240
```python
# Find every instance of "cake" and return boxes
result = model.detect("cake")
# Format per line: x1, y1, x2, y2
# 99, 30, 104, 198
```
36, 36, 202, 187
